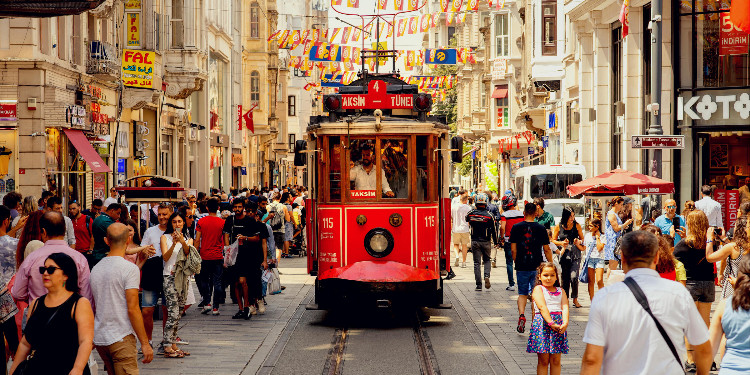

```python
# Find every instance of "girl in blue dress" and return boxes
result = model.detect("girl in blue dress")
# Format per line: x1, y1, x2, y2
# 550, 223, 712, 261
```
527, 262, 569, 374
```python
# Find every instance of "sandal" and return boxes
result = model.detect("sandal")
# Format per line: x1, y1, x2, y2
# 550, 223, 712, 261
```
176, 349, 191, 357
164, 349, 185, 358
517, 315, 526, 333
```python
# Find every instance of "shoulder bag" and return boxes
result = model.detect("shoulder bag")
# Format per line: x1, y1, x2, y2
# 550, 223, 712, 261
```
623, 277, 685, 374
578, 244, 591, 284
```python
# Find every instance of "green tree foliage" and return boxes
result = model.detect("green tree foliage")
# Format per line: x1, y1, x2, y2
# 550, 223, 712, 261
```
456, 143, 474, 177
430, 64, 458, 132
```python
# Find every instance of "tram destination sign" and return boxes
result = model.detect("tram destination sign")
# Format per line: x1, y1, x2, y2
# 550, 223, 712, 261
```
630, 135, 685, 149
339, 80, 413, 110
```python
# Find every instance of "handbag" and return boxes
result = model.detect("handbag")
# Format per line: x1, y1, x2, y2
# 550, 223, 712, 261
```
578, 247, 591, 284
623, 277, 685, 374
223, 241, 239, 268
266, 268, 281, 295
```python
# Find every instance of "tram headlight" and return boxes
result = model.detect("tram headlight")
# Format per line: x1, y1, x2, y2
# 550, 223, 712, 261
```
364, 228, 394, 258
323, 95, 342, 112
413, 93, 432, 112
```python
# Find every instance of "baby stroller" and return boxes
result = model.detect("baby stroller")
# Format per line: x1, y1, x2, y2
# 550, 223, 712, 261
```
288, 223, 306, 257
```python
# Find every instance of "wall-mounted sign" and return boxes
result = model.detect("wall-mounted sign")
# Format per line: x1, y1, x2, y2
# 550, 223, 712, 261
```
126, 13, 140, 48
121, 49, 154, 88
678, 93, 750, 121
492, 58, 507, 79
124, 0, 141, 9
65, 105, 87, 129
630, 135, 685, 149
231, 153, 243, 167
0, 103, 17, 121
720, 12, 749, 56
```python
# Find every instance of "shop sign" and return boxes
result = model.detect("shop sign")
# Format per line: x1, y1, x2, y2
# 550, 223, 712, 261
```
65, 105, 88, 129
86, 85, 104, 100
715, 189, 740, 230
93, 174, 106, 201
121, 49, 154, 88
89, 102, 110, 135
124, 0, 141, 9
491, 58, 507, 80
231, 153, 243, 167
720, 12, 749, 56
678, 93, 750, 121
630, 135, 685, 149
0, 103, 16, 121
126, 13, 140, 48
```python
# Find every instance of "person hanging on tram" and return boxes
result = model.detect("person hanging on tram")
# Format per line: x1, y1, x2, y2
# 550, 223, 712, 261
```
350, 144, 395, 198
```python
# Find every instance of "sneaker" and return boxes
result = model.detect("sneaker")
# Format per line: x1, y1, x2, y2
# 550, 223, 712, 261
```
201, 305, 212, 315
232, 310, 244, 319
174, 337, 189, 345
711, 362, 718, 371
491, 259, 497, 268
156, 345, 165, 356
197, 302, 205, 309
475, 284, 482, 291
243, 307, 252, 320
211, 308, 220, 316
484, 277, 491, 289
454, 258, 459, 267
517, 315, 526, 333
258, 303, 266, 314
461, 262, 466, 268
684, 361, 696, 372
506, 285, 516, 291
249, 305, 258, 315
445, 270, 456, 280
263, 297, 268, 306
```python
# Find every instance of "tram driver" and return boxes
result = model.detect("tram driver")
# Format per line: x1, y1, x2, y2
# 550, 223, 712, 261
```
350, 144, 395, 197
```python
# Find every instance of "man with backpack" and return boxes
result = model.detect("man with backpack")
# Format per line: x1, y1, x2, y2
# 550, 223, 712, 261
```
499, 195, 524, 291
69, 201, 94, 254
465, 194, 500, 291
264, 193, 287, 264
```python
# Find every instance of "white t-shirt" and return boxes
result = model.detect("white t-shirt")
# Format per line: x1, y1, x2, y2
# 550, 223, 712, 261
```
584, 233, 606, 259
90, 256, 140, 346
161, 234, 181, 275
349, 164, 392, 193
103, 197, 119, 208
451, 203, 471, 233
141, 226, 165, 256
583, 268, 709, 375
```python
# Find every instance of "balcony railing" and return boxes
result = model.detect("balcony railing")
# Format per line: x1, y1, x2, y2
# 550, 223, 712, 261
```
86, 40, 119, 79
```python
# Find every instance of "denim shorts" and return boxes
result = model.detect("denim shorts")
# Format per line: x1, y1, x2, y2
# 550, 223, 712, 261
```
686, 280, 716, 303
141, 289, 163, 308
516, 270, 537, 296
587, 258, 607, 269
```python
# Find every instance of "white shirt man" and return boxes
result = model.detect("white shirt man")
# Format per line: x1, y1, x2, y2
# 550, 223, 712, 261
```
350, 164, 392, 194
103, 187, 119, 208
581, 231, 712, 375
694, 185, 723, 227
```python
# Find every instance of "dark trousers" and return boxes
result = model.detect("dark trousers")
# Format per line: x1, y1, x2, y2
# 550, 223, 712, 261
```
560, 248, 581, 299
472, 241, 492, 287
503, 242, 515, 286
198, 259, 224, 307
0, 317, 19, 361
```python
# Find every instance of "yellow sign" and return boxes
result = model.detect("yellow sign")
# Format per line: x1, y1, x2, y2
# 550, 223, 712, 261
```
126, 13, 140, 47
372, 42, 388, 66
124, 0, 142, 9
121, 49, 154, 88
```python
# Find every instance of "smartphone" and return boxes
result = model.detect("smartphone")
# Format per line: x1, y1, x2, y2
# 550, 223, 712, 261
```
673, 219, 680, 231
714, 227, 722, 236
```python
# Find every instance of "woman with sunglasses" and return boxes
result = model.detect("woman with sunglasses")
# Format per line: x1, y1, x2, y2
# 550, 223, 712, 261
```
10, 252, 94, 375
159, 212, 192, 358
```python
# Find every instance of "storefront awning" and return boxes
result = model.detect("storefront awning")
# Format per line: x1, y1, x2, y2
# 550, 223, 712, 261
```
491, 87, 508, 99
63, 129, 111, 173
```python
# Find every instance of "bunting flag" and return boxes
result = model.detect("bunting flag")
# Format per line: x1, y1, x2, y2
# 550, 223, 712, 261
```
420, 14, 431, 32
315, 42, 329, 59
431, 12, 440, 28
394, 0, 404, 10
332, 0, 342, 4
344, 60, 355, 71
311, 29, 320, 42
330, 28, 341, 42
467, 0, 478, 11
267, 30, 280, 42
730, 0, 750, 33
450, 0, 463, 12
346, 0, 359, 8
341, 27, 352, 43
406, 50, 415, 67
407, 0, 419, 10
329, 45, 340, 61
352, 47, 361, 61
457, 12, 468, 23
379, 23, 386, 39
408, 16, 419, 34
352, 28, 361, 42
364, 23, 373, 36
277, 29, 289, 47
300, 29, 310, 42
342, 46, 351, 62
397, 19, 407, 36
619, 0, 629, 37
303, 39, 315, 55
440, 0, 450, 12
446, 12, 455, 25
387, 23, 394, 38
377, 0, 388, 10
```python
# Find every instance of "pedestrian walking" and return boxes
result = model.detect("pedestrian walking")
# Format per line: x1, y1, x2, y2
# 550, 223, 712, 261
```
138, 204, 171, 349
706, 215, 747, 299
9, 252, 95, 375
15, 210, 44, 268
603, 197, 633, 270
552, 206, 584, 308
232, 201, 268, 318
654, 199, 686, 247
500, 194, 524, 291
282, 192, 294, 258
533, 198, 555, 230
44, 197, 76, 248
682, 200, 697, 218
527, 262, 569, 375
580, 231, 713, 375
486, 193, 502, 268
82, 199, 103, 220
195, 198, 225, 315
510, 203, 553, 333
0, 206, 19, 369
465, 194, 500, 291
90, 203, 122, 268
707, 255, 750, 375
104, 187, 119, 208
91, 223, 153, 374
584, 218, 606, 300
159, 212, 192, 358
451, 194, 471, 268
695, 185, 723, 228
69, 201, 94, 254
11, 196, 35, 238
739, 177, 750, 205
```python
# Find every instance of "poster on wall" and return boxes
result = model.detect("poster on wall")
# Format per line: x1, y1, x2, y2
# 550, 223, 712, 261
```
93, 174, 106, 201
121, 49, 154, 88
720, 12, 749, 56
710, 144, 729, 169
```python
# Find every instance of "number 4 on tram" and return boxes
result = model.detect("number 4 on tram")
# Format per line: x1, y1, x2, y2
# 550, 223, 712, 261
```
294, 74, 464, 310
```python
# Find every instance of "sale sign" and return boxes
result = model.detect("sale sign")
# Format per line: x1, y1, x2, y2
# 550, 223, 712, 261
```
720, 12, 749, 56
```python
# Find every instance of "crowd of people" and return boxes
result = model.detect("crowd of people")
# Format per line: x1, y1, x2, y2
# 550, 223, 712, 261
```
450, 185, 750, 375
0, 185, 307, 374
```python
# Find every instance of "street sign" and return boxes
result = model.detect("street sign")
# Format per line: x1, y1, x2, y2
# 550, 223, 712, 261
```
338, 80, 413, 110
630, 135, 685, 149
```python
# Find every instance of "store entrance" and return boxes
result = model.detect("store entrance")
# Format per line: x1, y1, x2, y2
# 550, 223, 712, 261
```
699, 131, 750, 190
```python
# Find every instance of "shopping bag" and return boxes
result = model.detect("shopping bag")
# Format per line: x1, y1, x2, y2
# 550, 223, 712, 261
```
223, 241, 239, 268
266, 268, 281, 295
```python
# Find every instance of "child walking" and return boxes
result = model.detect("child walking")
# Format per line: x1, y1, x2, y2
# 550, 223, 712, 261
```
527, 262, 569, 375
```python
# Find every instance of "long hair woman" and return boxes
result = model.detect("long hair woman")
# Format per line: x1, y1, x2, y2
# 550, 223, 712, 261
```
584, 218, 606, 300
159, 212, 191, 358
552, 206, 585, 308
15, 210, 45, 269
603, 197, 633, 271
706, 215, 748, 299
11, 196, 37, 237
707, 254, 750, 374
9, 252, 94, 375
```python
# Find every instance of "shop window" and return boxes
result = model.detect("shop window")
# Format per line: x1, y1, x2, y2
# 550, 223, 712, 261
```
447, 27, 456, 44
541, 1, 556, 56
250, 2, 260, 39
288, 95, 296, 116
495, 13, 509, 57
250, 71, 260, 102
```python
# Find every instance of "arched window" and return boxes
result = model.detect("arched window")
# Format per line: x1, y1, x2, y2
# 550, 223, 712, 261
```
250, 3, 260, 38
250, 71, 260, 102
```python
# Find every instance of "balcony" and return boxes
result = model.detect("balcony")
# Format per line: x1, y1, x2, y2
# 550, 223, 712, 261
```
163, 48, 208, 99
86, 41, 119, 80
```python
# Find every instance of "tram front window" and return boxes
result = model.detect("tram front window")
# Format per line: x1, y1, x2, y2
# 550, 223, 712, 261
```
381, 139, 409, 199
349, 139, 395, 198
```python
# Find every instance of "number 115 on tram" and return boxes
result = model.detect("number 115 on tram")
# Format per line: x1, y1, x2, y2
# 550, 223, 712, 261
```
293, 75, 464, 309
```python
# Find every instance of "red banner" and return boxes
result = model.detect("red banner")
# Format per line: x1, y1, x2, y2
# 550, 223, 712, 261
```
0, 103, 17, 121
720, 12, 749, 56
715, 189, 740, 230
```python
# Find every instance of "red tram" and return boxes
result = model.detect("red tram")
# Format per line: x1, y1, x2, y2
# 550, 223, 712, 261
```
296, 74, 463, 309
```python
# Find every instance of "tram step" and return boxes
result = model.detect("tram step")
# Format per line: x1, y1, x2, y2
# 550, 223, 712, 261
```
305, 303, 321, 310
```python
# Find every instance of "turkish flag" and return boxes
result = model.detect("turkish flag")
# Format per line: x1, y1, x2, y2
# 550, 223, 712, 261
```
730, 0, 750, 33
243, 109, 254, 133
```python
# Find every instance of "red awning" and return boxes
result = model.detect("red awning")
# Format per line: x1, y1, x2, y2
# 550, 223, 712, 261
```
63, 129, 111, 173
566, 169, 674, 197
491, 87, 508, 99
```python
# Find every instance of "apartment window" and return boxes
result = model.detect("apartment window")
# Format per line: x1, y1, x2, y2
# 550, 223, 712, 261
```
434, 33, 438, 49
566, 102, 579, 141
495, 13, 509, 57
250, 71, 260, 102
288, 134, 296, 153
171, 0, 184, 48
288, 95, 296, 116
447, 27, 456, 45
57, 17, 67, 60
478, 80, 486, 108
496, 96, 509, 128
250, 3, 260, 38
541, 1, 556, 55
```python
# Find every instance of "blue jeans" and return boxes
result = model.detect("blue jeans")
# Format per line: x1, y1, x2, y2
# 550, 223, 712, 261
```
504, 242, 515, 286
198, 259, 224, 307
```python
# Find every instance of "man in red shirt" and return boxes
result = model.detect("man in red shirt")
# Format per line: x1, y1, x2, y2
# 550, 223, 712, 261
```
69, 201, 94, 253
194, 197, 225, 315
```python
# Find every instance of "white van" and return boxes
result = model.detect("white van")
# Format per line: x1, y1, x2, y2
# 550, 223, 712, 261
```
513, 164, 587, 227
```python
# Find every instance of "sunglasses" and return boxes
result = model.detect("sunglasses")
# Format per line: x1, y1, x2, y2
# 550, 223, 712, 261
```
667, 205, 676, 209
187, 215, 195, 219
39, 266, 61, 275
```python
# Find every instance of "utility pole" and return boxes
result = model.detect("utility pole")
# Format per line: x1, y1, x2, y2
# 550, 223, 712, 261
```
647, 2, 662, 178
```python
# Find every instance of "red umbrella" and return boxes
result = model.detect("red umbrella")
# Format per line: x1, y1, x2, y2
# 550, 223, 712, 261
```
567, 169, 675, 197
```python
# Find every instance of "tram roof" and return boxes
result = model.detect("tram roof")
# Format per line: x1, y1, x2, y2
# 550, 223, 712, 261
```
308, 115, 450, 136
